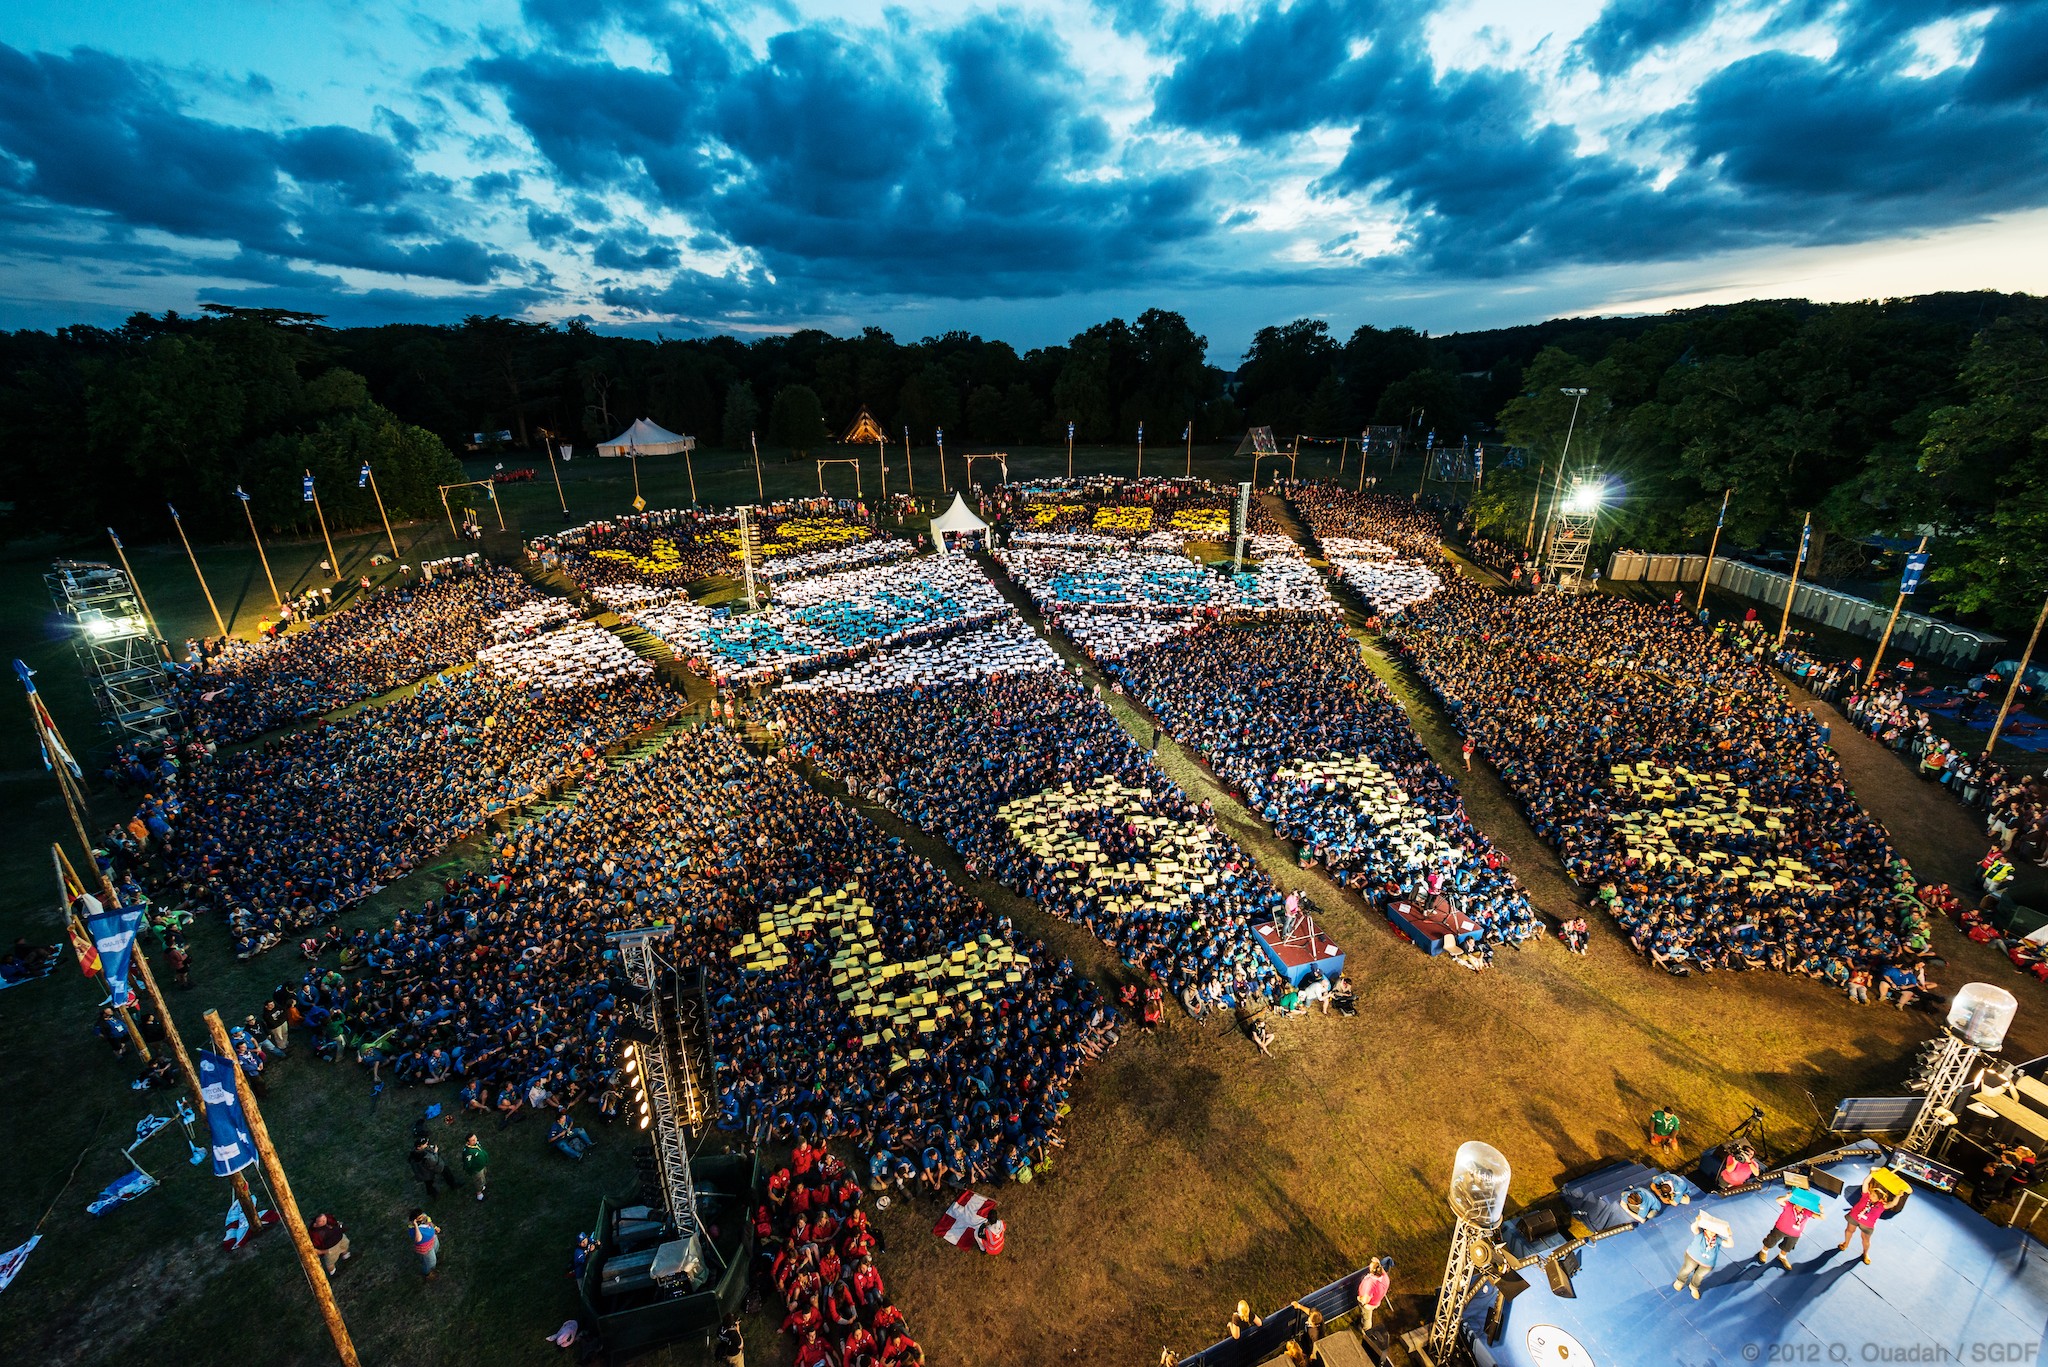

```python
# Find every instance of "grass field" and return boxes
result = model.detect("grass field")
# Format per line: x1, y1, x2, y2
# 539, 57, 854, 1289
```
0, 442, 2031, 1367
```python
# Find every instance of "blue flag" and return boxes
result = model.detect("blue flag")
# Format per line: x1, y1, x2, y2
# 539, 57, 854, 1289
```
1183, 423, 1191, 441
936, 427, 944, 444
302, 472, 315, 503
233, 486, 251, 502
1900, 550, 1931, 595
167, 503, 180, 520
1067, 421, 1074, 440
197, 1049, 258, 1176
1137, 421, 1144, 441
1715, 491, 1729, 530
108, 527, 122, 550
1798, 522, 1812, 564
84, 899, 142, 1003
358, 462, 371, 488
1427, 431, 1436, 450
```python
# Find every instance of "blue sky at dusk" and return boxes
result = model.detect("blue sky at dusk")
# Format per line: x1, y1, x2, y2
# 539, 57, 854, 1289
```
1, 0, 2044, 358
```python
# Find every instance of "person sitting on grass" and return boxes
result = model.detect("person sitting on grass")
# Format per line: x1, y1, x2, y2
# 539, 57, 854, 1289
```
548, 1112, 594, 1160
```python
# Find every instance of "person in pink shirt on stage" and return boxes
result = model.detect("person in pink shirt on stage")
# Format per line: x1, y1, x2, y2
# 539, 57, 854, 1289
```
1755, 1188, 1823, 1270
1837, 1174, 1903, 1264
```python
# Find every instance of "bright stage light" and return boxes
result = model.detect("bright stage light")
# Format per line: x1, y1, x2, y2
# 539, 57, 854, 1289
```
1563, 480, 1606, 515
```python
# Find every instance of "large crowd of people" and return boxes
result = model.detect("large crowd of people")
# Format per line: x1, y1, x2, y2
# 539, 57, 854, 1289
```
1386, 578, 1930, 988
146, 662, 676, 957
1102, 619, 1540, 947
771, 640, 1292, 1015
988, 477, 1236, 541
622, 556, 1010, 683
528, 502, 888, 592
173, 559, 547, 742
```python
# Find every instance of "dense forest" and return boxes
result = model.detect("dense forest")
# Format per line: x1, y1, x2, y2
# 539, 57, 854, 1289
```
2, 291, 2045, 625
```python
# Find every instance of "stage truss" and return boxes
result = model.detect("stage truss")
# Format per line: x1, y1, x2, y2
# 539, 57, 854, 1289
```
45, 560, 178, 740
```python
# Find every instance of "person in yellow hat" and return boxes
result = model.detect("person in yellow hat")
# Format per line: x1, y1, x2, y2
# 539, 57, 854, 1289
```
1837, 1172, 1903, 1264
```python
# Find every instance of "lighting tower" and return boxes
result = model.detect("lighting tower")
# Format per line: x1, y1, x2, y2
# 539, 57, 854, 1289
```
1541, 473, 1606, 592
1429, 1140, 1512, 1363
1904, 983, 2017, 1156
45, 560, 179, 740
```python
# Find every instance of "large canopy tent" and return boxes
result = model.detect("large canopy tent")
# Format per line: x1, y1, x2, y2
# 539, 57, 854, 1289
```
929, 492, 990, 555
597, 418, 695, 456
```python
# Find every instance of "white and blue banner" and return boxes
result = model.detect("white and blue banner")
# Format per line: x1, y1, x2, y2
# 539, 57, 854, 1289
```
1900, 551, 1931, 595
233, 486, 251, 502
1798, 522, 1812, 564
83, 898, 142, 1003
358, 462, 371, 488
302, 472, 315, 503
197, 1049, 258, 1176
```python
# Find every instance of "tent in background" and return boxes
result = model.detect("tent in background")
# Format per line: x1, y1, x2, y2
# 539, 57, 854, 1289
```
597, 418, 695, 457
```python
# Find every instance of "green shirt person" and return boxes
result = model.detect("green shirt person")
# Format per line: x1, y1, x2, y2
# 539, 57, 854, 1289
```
461, 1135, 490, 1201
1650, 1107, 1680, 1152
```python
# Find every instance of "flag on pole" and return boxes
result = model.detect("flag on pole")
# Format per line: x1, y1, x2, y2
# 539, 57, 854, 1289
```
197, 1049, 258, 1176
358, 462, 371, 488
936, 427, 944, 444
1183, 422, 1191, 441
1716, 490, 1730, 529
1798, 522, 1812, 564
302, 472, 315, 503
233, 486, 251, 502
84, 900, 142, 1003
108, 527, 122, 549
1427, 430, 1436, 450
1137, 421, 1144, 441
167, 503, 180, 519
16, 663, 81, 778
0, 1234, 40, 1293
1900, 551, 1931, 595
1067, 422, 1074, 441
55, 847, 98, 974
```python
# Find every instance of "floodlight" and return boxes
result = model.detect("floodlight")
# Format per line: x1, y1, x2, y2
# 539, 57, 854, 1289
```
1563, 480, 1606, 515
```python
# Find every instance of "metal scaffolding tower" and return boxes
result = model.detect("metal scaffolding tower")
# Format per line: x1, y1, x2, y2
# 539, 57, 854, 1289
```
45, 560, 179, 740
613, 922, 712, 1292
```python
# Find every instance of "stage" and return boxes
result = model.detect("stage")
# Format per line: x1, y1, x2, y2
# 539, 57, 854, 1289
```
1464, 1153, 2048, 1367
1385, 895, 1481, 956
1251, 919, 1343, 988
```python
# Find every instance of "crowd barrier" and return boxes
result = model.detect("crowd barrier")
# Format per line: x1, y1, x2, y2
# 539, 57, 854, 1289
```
1606, 552, 2003, 668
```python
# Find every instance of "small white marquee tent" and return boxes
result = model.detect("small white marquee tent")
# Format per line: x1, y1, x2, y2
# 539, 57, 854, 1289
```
929, 492, 990, 554
597, 418, 695, 456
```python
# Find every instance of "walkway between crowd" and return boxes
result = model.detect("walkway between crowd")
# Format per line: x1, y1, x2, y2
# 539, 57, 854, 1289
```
967, 547, 1408, 972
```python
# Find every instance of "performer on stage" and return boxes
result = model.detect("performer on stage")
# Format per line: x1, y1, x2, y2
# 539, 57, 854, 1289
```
1754, 1188, 1823, 1270
1836, 1173, 1903, 1264
1672, 1214, 1726, 1299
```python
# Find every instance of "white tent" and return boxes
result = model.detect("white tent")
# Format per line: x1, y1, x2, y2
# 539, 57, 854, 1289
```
597, 417, 695, 457
929, 492, 990, 554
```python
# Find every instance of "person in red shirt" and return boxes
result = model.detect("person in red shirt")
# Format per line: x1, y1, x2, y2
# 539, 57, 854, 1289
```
768, 1167, 792, 1212
881, 1330, 922, 1365
851, 1257, 885, 1308
871, 1303, 906, 1337
782, 1297, 824, 1339
793, 1330, 835, 1367
810, 1210, 841, 1245
817, 1248, 843, 1286
793, 1139, 822, 1176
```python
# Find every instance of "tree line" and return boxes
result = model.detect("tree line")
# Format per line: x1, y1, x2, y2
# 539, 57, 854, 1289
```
2, 292, 2045, 630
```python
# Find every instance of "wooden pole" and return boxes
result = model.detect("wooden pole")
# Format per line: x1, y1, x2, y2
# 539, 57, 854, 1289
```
438, 486, 458, 538
1522, 459, 1547, 552
1776, 512, 1812, 648
1136, 428, 1144, 479
750, 431, 764, 501
904, 426, 915, 493
1696, 488, 1731, 613
105, 529, 168, 658
1184, 426, 1193, 479
1987, 592, 2048, 756
204, 1011, 360, 1367
939, 435, 949, 491
1865, 534, 1930, 686
1357, 436, 1369, 494
1064, 430, 1071, 480
364, 468, 403, 561
308, 477, 342, 583
684, 447, 698, 506
541, 437, 569, 515
630, 447, 643, 506
878, 437, 889, 500
240, 495, 284, 610
29, 703, 261, 1230
169, 506, 230, 639
488, 484, 505, 532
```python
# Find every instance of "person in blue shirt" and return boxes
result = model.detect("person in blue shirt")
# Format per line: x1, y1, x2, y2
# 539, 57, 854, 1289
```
1673, 1215, 1725, 1298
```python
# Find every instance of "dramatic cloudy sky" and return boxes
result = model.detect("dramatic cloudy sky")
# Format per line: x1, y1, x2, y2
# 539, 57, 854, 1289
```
1, 0, 2044, 356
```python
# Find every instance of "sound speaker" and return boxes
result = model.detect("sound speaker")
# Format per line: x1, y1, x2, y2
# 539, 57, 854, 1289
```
1518, 1209, 1560, 1241
1544, 1256, 1577, 1298
1805, 1169, 1846, 1198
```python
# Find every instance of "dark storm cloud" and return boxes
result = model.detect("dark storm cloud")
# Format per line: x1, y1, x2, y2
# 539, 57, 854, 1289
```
1571, 0, 1720, 77
1145, 0, 2048, 275
471, 8, 1213, 302
0, 42, 507, 285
